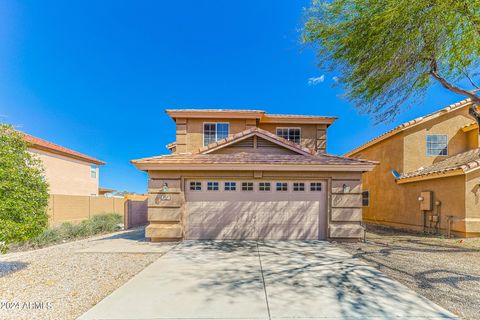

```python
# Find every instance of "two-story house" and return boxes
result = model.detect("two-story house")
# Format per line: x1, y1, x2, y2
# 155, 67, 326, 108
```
132, 109, 376, 241
346, 99, 480, 237
24, 132, 105, 196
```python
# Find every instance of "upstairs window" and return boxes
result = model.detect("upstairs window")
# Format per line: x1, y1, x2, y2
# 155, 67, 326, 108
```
203, 123, 229, 146
90, 165, 97, 179
426, 135, 448, 156
276, 128, 301, 144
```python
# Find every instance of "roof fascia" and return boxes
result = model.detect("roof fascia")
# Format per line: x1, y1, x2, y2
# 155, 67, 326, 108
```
132, 162, 376, 172
165, 110, 265, 120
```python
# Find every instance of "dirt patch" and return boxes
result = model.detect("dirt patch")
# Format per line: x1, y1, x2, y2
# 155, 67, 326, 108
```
337, 225, 480, 320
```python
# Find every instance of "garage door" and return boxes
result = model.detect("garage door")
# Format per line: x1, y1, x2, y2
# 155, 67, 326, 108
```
185, 180, 327, 240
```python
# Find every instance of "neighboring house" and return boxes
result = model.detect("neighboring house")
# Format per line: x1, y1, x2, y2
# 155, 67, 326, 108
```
23, 133, 105, 196
132, 109, 376, 241
346, 99, 480, 237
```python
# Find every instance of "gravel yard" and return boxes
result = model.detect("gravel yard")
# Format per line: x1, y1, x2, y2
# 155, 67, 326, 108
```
337, 225, 480, 320
0, 228, 175, 320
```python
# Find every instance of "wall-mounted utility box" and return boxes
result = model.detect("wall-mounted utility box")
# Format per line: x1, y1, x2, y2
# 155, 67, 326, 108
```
420, 191, 433, 211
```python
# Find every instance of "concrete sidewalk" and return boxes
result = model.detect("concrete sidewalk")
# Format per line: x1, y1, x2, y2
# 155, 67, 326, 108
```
79, 241, 457, 320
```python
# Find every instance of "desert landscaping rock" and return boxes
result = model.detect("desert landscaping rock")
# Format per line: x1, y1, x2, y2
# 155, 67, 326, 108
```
338, 226, 480, 320
0, 229, 175, 320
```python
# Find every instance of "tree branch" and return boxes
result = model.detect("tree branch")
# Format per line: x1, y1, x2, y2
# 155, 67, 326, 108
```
464, 71, 480, 89
429, 59, 480, 128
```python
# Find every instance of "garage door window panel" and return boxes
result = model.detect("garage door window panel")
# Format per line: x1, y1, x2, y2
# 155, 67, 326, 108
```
310, 182, 322, 191
276, 182, 288, 191
224, 182, 237, 191
242, 182, 254, 191
190, 181, 202, 191
207, 182, 219, 191
293, 182, 305, 191
259, 182, 271, 191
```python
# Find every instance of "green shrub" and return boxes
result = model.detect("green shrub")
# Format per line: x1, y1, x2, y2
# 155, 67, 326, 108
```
16, 213, 122, 250
27, 228, 63, 248
0, 124, 49, 253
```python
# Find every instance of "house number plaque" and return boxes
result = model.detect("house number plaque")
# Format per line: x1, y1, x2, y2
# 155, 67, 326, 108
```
155, 195, 172, 204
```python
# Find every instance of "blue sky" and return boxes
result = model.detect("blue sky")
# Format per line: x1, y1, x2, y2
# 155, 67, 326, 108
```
0, 1, 467, 193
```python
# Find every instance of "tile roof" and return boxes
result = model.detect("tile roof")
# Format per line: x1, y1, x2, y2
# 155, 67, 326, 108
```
345, 99, 473, 156
400, 148, 480, 180
23, 132, 105, 165
193, 127, 314, 155
132, 152, 376, 167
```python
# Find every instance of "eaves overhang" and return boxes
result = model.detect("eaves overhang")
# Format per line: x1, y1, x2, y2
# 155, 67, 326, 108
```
165, 109, 265, 120
131, 162, 376, 173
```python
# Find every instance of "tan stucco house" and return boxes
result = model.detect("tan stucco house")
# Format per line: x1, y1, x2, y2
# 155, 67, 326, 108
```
24, 133, 105, 196
346, 99, 480, 237
132, 109, 376, 241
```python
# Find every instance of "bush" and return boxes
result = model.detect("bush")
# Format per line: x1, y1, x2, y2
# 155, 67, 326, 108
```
0, 124, 49, 253
16, 213, 122, 250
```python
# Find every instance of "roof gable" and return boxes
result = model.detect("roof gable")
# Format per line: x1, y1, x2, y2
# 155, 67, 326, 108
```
346, 99, 474, 156
193, 127, 314, 156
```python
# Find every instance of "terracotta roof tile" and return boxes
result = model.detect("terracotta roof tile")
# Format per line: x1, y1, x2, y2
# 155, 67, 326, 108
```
400, 148, 480, 180
23, 132, 105, 165
132, 152, 376, 166
346, 99, 473, 156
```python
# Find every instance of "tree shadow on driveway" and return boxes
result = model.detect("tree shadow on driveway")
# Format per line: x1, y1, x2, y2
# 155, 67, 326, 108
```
171, 240, 456, 319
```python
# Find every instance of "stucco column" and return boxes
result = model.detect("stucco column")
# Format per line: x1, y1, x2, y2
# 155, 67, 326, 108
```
145, 176, 184, 241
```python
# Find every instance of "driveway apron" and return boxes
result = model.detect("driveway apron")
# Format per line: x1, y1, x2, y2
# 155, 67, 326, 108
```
78, 241, 457, 320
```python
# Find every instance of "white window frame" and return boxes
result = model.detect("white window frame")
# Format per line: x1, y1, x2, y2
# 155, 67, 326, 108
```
426, 134, 448, 156
203, 122, 230, 146
276, 127, 301, 144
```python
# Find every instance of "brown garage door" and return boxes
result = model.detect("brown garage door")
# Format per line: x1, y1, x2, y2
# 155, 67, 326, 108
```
185, 180, 327, 240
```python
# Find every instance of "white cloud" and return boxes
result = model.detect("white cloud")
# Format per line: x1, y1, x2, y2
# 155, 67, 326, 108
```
332, 76, 339, 83
308, 75, 325, 85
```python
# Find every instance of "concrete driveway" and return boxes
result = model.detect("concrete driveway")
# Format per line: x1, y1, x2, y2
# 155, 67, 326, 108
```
79, 241, 456, 320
